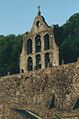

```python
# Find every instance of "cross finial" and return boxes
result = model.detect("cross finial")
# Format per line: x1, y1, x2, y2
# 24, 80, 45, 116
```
37, 0, 41, 15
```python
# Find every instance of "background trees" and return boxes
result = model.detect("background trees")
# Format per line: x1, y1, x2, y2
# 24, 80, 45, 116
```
60, 13, 79, 64
0, 13, 79, 76
0, 34, 23, 76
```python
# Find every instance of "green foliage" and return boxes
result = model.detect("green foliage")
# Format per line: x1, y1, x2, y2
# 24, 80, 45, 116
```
55, 112, 61, 119
0, 13, 79, 76
60, 13, 79, 64
0, 34, 23, 76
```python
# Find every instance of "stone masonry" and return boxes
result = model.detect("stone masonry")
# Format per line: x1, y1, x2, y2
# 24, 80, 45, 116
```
20, 10, 59, 73
0, 7, 79, 119
0, 62, 79, 119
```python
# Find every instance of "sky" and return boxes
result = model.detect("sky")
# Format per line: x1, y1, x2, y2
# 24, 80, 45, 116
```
0, 0, 79, 35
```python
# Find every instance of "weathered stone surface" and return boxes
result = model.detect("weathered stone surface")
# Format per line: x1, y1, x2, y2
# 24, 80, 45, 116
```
20, 14, 59, 73
0, 63, 79, 118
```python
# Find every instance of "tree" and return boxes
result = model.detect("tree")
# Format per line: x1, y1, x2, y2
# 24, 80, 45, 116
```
0, 34, 23, 76
60, 13, 79, 64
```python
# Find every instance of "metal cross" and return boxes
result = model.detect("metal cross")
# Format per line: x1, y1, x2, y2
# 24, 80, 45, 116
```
37, 0, 41, 15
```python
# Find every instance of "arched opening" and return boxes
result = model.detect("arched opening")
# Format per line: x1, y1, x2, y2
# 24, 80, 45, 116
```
36, 54, 41, 70
27, 39, 32, 54
45, 52, 50, 68
27, 57, 33, 71
36, 21, 40, 28
44, 34, 50, 50
35, 35, 41, 53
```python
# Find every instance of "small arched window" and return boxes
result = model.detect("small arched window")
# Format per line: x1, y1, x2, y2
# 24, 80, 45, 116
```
36, 54, 41, 70
36, 21, 40, 28
45, 52, 50, 68
27, 57, 33, 71
44, 34, 50, 50
35, 35, 41, 53
27, 39, 32, 54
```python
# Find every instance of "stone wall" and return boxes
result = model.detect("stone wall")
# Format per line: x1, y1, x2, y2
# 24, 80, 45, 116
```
0, 62, 79, 118
20, 14, 59, 73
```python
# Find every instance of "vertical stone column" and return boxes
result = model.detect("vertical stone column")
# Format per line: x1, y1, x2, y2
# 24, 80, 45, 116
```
32, 36, 36, 71
25, 55, 28, 73
50, 34, 54, 66
20, 45, 27, 73
41, 34, 45, 69
49, 32, 59, 67
52, 35, 59, 66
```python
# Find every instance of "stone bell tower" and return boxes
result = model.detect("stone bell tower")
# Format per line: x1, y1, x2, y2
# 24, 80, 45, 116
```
20, 5, 59, 73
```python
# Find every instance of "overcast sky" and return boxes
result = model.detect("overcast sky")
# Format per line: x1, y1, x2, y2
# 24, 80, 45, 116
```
0, 0, 79, 35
